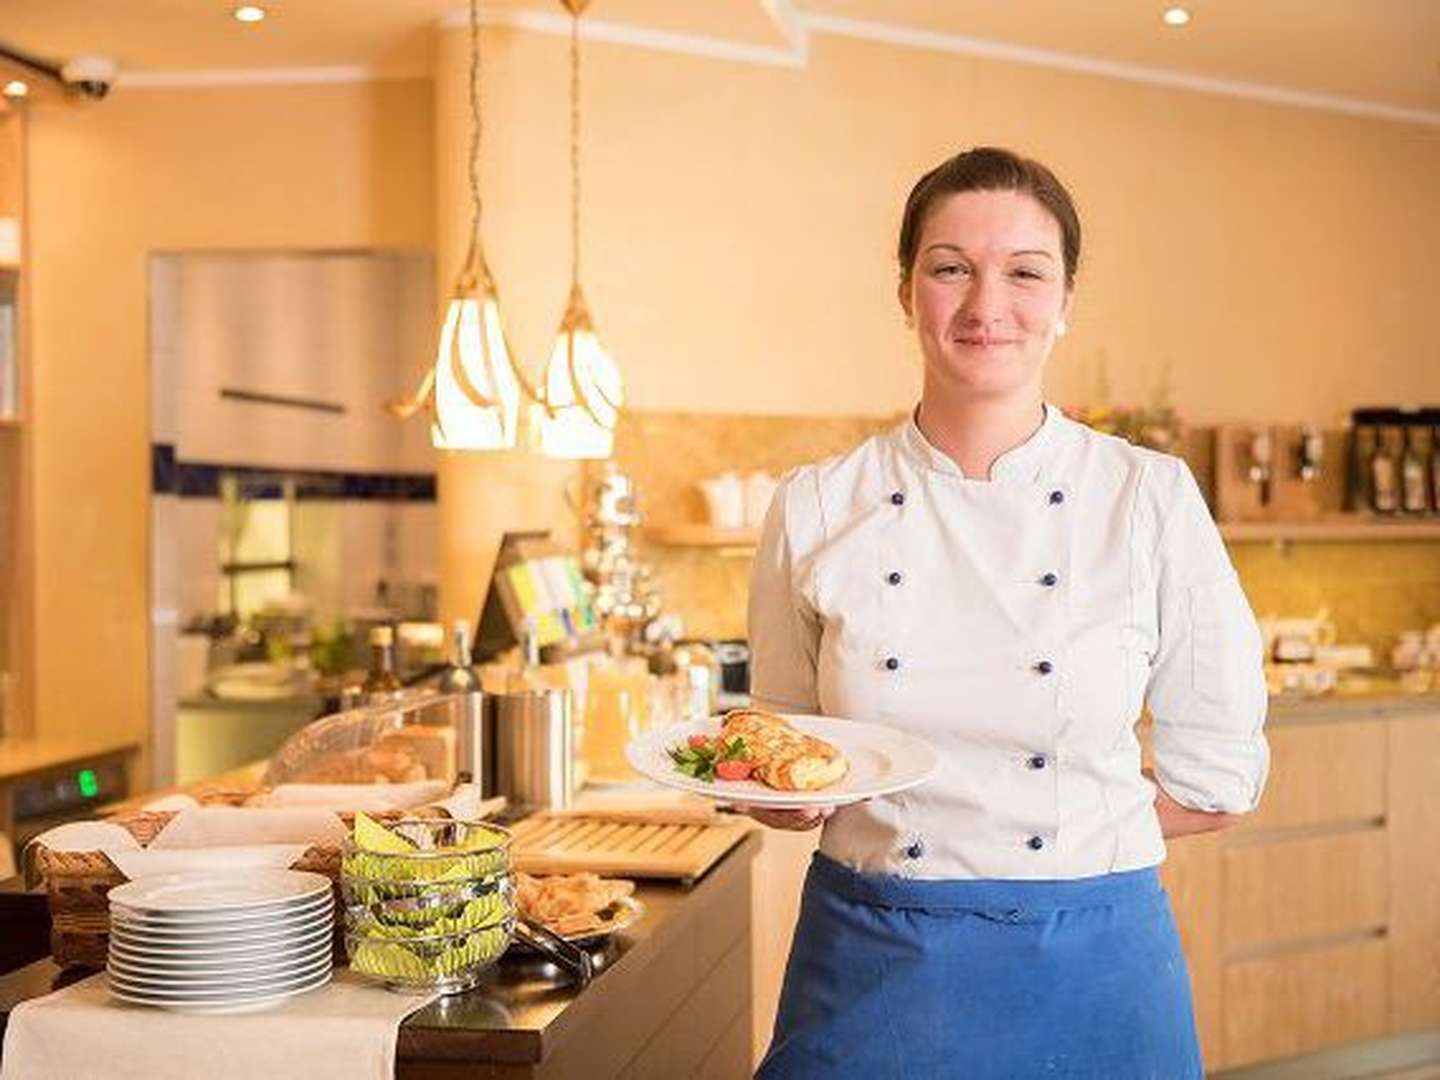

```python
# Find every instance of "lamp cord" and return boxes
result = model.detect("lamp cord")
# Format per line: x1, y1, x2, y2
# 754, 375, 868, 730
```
570, 5, 581, 292
465, 0, 483, 276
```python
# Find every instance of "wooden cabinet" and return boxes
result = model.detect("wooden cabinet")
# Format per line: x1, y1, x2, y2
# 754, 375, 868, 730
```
1164, 704, 1440, 1070
1388, 713, 1440, 1033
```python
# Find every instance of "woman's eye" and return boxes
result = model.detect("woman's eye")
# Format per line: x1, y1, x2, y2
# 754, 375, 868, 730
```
1011, 268, 1045, 281
934, 264, 967, 277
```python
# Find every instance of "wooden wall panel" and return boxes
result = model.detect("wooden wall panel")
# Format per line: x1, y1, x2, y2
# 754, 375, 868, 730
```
1160, 833, 1224, 1067
1224, 828, 1388, 953
1239, 719, 1386, 833
1389, 713, 1440, 1034
1223, 939, 1389, 1067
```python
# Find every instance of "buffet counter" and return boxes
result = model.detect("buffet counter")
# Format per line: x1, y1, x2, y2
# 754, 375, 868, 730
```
0, 829, 761, 1079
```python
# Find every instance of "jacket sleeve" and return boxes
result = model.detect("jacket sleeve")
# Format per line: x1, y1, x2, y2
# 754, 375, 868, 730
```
1144, 458, 1270, 813
746, 472, 821, 713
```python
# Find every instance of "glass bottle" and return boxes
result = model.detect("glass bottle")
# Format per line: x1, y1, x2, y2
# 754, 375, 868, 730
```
1370, 425, 1401, 515
1401, 422, 1429, 514
1430, 416, 1440, 516
361, 625, 404, 704
1347, 422, 1375, 512
506, 618, 543, 692
438, 620, 486, 786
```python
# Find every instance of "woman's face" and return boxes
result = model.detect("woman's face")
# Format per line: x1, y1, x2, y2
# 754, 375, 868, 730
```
900, 189, 1072, 402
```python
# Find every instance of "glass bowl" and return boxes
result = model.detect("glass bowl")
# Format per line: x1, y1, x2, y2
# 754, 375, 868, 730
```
340, 817, 515, 993
344, 917, 514, 993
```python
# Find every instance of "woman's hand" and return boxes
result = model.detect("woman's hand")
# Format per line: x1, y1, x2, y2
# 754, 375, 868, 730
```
1148, 772, 1240, 838
730, 804, 836, 831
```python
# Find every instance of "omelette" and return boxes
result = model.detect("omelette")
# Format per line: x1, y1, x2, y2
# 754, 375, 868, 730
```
719, 709, 849, 792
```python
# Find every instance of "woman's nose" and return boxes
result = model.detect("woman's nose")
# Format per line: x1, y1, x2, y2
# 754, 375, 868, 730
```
958, 272, 1002, 324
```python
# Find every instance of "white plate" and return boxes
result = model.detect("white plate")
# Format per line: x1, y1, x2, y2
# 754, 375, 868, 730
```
108, 955, 331, 994
107, 969, 332, 1014
108, 947, 332, 981
110, 898, 334, 933
109, 912, 333, 948
626, 714, 938, 808
107, 923, 333, 962
107, 870, 331, 915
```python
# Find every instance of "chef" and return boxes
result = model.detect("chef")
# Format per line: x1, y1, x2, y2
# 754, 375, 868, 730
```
746, 146, 1269, 1079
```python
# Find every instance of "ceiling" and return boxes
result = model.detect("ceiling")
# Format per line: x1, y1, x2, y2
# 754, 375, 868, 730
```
2, 1, 1437, 115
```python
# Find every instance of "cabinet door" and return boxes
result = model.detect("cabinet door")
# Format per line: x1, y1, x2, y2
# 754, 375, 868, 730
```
1238, 718, 1385, 832
1161, 833, 1224, 1067
1224, 938, 1389, 1067
1389, 713, 1440, 1033
1225, 828, 1388, 953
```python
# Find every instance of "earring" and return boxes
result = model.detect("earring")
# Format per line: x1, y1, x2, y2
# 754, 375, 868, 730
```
1054, 319, 1068, 339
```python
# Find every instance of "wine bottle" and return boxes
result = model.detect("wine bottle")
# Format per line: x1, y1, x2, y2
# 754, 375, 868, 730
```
361, 626, 404, 704
438, 620, 487, 787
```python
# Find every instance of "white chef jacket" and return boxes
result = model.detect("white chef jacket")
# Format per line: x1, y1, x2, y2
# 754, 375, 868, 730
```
747, 404, 1270, 880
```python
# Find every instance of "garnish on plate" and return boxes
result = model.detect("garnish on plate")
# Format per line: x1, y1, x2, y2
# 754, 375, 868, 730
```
667, 734, 753, 783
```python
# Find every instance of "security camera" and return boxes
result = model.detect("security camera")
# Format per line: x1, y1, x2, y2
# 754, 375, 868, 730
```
60, 56, 117, 98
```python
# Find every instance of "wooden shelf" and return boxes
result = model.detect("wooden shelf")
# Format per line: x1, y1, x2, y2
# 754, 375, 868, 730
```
1221, 519, 1440, 543
642, 524, 760, 549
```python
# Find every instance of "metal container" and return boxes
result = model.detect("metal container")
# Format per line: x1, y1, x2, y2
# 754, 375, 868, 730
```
495, 688, 574, 812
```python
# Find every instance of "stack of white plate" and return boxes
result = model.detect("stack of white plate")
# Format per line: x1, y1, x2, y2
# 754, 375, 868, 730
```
106, 869, 334, 1014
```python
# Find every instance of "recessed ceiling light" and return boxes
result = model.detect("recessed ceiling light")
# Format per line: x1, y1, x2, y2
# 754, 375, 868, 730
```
2, 80, 28, 99
1162, 6, 1192, 27
233, 5, 267, 23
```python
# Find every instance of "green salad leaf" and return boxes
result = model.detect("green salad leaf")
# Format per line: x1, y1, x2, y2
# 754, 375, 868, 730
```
667, 736, 747, 783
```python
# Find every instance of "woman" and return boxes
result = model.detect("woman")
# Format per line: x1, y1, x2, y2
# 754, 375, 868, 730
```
746, 147, 1269, 1079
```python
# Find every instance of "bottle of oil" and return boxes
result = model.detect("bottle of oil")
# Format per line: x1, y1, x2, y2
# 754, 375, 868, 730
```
438, 620, 487, 787
1370, 421, 1401, 515
1401, 420, 1429, 514
361, 626, 404, 704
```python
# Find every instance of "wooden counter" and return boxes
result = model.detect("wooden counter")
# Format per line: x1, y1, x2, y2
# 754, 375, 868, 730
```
0, 831, 761, 1080
0, 736, 139, 785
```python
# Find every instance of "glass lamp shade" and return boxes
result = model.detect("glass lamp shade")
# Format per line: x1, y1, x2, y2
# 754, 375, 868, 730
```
537, 318, 624, 460
431, 292, 521, 451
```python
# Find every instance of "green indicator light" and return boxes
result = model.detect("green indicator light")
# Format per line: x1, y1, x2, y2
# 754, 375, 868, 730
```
77, 769, 99, 799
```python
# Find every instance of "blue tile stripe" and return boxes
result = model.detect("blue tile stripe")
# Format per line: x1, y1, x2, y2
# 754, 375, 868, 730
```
151, 443, 436, 502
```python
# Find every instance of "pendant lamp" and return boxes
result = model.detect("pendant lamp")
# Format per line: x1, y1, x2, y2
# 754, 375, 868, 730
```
387, 0, 539, 450
536, 0, 625, 460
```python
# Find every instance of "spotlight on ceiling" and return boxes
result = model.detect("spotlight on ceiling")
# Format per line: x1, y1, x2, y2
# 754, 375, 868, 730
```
1162, 6, 1192, 27
2, 80, 28, 100
233, 5, 267, 23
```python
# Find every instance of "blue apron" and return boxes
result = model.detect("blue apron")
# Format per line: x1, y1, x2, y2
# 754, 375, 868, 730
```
758, 853, 1203, 1080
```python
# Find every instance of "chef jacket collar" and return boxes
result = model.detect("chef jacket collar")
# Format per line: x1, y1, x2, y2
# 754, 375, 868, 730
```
900, 402, 1062, 484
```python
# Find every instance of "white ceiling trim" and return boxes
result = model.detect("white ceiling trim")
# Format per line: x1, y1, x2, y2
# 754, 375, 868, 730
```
468, 8, 807, 69
464, 4, 1440, 128
118, 66, 419, 88
803, 12, 1440, 129
108, 5, 1440, 127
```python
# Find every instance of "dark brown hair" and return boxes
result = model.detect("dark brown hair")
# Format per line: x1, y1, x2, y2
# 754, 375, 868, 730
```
897, 146, 1081, 287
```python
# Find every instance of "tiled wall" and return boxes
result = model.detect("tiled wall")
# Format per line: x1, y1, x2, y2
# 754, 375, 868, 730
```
1230, 541, 1440, 658
616, 411, 900, 640
620, 411, 1440, 653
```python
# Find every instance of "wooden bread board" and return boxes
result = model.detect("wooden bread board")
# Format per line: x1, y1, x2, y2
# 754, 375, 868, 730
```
509, 813, 751, 882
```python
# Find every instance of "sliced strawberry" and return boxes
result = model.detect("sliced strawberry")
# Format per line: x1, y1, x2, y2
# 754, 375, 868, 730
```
687, 734, 714, 751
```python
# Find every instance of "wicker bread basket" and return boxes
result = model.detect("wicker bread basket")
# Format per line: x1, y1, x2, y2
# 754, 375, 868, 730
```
35, 806, 407, 971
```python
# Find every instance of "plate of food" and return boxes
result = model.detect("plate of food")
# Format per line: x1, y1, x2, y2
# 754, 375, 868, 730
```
514, 872, 643, 945
625, 708, 938, 807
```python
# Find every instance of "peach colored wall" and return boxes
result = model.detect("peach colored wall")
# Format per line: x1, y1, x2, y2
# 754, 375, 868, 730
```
433, 22, 1440, 624
25, 81, 434, 756
452, 26, 1440, 426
